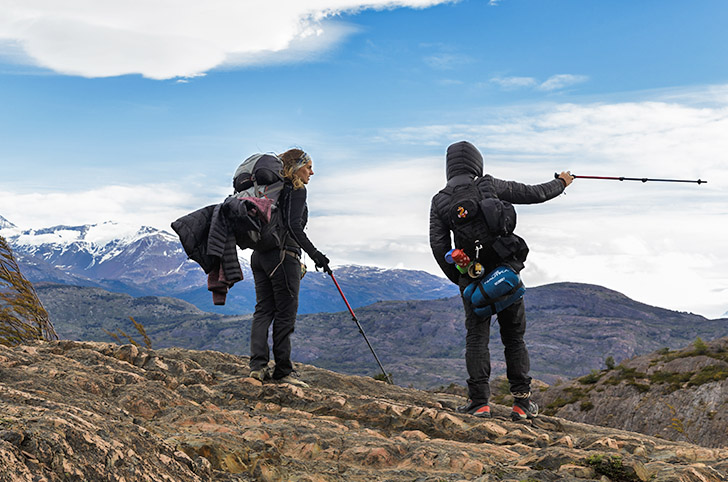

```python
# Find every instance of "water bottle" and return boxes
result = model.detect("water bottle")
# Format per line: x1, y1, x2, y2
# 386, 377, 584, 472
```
446, 248, 471, 274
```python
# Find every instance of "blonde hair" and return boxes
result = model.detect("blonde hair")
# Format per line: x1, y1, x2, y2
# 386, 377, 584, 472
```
279, 148, 310, 190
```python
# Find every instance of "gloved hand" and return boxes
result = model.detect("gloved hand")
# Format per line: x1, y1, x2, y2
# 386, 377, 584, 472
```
311, 251, 331, 274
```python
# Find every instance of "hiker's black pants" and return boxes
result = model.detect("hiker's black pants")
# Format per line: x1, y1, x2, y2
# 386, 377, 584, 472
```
249, 249, 301, 379
460, 283, 531, 403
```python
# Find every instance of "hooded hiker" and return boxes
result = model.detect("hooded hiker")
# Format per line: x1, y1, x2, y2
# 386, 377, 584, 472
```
429, 140, 574, 420
248, 148, 330, 388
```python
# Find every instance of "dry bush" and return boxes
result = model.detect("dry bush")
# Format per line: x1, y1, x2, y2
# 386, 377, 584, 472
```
0, 235, 58, 345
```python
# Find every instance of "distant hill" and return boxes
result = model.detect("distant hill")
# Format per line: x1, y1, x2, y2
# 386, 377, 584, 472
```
3, 220, 458, 314
538, 336, 728, 448
36, 281, 728, 389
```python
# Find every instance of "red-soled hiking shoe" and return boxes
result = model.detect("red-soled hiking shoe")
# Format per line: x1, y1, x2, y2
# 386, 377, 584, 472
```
511, 398, 539, 421
456, 400, 491, 418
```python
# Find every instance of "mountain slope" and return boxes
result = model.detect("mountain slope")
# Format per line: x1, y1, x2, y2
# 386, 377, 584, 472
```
538, 336, 728, 448
1, 340, 726, 481
4, 222, 204, 293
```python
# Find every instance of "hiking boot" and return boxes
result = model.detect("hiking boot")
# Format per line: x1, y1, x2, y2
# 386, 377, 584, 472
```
511, 398, 539, 421
456, 399, 491, 418
275, 371, 309, 388
249, 366, 272, 382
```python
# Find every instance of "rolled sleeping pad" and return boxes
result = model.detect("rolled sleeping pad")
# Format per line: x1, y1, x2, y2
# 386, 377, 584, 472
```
463, 265, 525, 317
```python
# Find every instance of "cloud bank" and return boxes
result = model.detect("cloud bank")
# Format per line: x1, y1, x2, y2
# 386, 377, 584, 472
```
0, 0, 451, 79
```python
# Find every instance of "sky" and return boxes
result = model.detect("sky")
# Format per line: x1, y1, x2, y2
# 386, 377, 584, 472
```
1, 0, 727, 318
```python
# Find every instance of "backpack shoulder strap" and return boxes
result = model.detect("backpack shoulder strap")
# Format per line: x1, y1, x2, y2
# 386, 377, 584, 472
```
474, 174, 498, 199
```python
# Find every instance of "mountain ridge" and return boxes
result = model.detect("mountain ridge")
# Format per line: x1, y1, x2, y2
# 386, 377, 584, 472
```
35, 281, 728, 390
2, 220, 459, 314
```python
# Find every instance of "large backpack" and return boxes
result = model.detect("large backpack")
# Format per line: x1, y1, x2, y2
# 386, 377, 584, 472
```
233, 153, 285, 198
444, 175, 527, 272
227, 153, 290, 252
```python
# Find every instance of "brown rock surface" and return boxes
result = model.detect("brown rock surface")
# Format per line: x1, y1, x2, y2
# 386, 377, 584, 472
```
1, 340, 727, 481
539, 337, 728, 449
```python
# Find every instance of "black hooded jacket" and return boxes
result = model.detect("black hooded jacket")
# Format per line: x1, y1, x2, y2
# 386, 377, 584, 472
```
429, 141, 566, 284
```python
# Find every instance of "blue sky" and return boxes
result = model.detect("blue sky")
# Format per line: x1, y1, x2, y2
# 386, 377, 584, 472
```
1, 0, 727, 317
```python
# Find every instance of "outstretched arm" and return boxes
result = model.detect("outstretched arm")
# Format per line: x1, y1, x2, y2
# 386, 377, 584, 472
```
492, 171, 573, 204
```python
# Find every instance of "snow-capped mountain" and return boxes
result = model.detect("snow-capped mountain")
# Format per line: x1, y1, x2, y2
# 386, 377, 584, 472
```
3, 220, 458, 314
0, 215, 16, 229
3, 221, 215, 295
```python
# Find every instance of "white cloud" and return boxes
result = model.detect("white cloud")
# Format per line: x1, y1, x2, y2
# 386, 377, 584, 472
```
0, 183, 229, 231
423, 51, 473, 70
491, 74, 588, 91
0, 0, 452, 79
490, 76, 537, 89
537, 73, 588, 91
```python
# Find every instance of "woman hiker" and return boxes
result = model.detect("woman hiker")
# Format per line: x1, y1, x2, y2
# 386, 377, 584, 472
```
248, 148, 330, 387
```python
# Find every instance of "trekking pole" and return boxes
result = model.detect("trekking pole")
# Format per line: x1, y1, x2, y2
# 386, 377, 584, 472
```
554, 173, 706, 184
326, 268, 394, 385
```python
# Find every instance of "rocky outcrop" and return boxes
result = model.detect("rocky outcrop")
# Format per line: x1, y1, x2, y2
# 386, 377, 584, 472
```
2, 340, 727, 481
539, 337, 728, 449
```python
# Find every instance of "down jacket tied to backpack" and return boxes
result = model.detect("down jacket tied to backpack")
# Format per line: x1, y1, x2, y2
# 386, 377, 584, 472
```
171, 196, 273, 304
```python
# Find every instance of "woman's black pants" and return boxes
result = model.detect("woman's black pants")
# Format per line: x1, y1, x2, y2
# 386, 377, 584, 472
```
249, 249, 301, 379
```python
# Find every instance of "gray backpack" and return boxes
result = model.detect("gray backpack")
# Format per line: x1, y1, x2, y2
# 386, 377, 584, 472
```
233, 153, 285, 199
229, 153, 290, 252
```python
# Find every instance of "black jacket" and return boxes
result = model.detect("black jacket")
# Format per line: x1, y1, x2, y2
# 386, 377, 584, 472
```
281, 184, 320, 259
171, 202, 245, 283
430, 146, 565, 284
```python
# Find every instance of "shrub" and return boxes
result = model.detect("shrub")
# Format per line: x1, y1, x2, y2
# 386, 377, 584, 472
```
688, 365, 728, 387
627, 381, 650, 393
585, 454, 641, 482
604, 365, 649, 391
373, 372, 394, 383
544, 386, 589, 415
693, 337, 709, 355
1, 235, 58, 346
578, 370, 602, 385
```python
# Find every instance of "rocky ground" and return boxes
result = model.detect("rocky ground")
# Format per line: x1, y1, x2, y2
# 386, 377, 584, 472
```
539, 337, 728, 449
1, 340, 727, 481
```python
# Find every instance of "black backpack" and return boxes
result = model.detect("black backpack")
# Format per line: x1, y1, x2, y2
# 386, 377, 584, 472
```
444, 175, 528, 272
